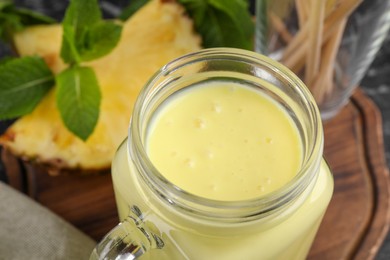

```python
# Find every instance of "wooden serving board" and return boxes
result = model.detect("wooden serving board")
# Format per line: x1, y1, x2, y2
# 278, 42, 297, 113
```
2, 88, 390, 259
309, 89, 390, 259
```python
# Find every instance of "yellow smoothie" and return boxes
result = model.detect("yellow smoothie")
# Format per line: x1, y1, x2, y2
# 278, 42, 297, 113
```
111, 81, 333, 259
146, 82, 302, 201
112, 140, 333, 259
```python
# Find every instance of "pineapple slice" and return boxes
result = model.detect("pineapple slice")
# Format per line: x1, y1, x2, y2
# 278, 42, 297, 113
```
0, 0, 201, 174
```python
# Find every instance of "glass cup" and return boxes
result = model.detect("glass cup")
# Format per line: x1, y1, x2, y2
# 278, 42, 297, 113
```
90, 48, 334, 259
255, 0, 390, 120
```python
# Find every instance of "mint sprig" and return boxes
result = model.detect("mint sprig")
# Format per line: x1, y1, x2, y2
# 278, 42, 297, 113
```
177, 0, 254, 50
119, 0, 254, 50
61, 0, 122, 64
0, 56, 54, 119
56, 0, 122, 140
0, 0, 123, 141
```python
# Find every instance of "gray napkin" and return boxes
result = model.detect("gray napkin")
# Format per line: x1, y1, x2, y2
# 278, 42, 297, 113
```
0, 181, 96, 259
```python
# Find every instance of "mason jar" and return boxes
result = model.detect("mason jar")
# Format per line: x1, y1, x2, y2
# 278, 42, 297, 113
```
90, 48, 334, 260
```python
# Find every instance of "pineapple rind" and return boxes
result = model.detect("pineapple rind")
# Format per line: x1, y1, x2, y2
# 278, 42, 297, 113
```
0, 0, 201, 171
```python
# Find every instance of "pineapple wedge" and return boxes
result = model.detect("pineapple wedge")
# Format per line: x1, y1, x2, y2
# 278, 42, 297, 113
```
0, 0, 201, 174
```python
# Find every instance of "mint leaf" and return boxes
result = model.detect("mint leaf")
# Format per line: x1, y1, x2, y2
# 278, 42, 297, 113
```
56, 66, 101, 141
78, 21, 122, 61
0, 1, 55, 42
0, 1, 11, 10
60, 0, 102, 64
209, 0, 253, 46
119, 0, 149, 21
12, 7, 56, 25
178, 0, 254, 49
62, 0, 101, 30
60, 0, 122, 63
60, 24, 80, 64
177, 0, 208, 22
0, 56, 54, 119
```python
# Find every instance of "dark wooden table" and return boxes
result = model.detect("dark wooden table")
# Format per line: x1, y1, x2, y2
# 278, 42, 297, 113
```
359, 34, 390, 260
2, 88, 389, 259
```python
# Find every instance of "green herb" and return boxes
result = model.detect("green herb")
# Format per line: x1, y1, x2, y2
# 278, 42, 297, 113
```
75, 21, 122, 62
60, 0, 122, 64
57, 0, 122, 140
119, 0, 254, 49
0, 0, 55, 42
177, 0, 254, 50
119, 0, 149, 21
56, 66, 100, 141
0, 56, 54, 120
0, 0, 123, 141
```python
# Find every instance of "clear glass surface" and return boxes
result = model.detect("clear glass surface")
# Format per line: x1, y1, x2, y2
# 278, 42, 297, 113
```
255, 0, 390, 120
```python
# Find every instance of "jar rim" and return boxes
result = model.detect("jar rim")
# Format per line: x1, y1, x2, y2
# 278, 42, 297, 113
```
128, 47, 324, 221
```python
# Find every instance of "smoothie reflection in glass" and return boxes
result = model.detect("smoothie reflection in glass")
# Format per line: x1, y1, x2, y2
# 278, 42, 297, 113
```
91, 48, 334, 260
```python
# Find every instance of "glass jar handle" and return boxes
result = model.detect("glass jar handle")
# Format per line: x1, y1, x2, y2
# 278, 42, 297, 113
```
90, 206, 164, 260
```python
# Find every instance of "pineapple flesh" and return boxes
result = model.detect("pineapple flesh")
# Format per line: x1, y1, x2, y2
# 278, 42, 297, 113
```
0, 0, 201, 174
